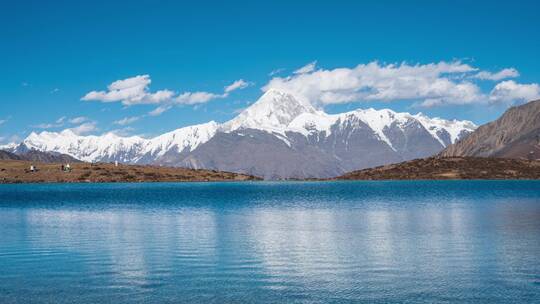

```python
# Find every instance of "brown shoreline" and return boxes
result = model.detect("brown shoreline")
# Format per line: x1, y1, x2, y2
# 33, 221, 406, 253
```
0, 160, 260, 184
2, 157, 539, 184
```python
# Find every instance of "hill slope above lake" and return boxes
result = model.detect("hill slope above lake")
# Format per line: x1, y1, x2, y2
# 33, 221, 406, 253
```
441, 99, 540, 160
336, 157, 540, 180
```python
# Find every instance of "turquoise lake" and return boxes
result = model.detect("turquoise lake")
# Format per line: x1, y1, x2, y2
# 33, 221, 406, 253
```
0, 181, 539, 303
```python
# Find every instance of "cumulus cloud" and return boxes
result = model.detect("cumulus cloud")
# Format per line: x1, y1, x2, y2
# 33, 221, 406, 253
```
175, 92, 223, 105
268, 68, 285, 76
32, 116, 66, 129
293, 61, 317, 74
0, 134, 21, 145
82, 75, 174, 105
32, 116, 93, 129
113, 116, 140, 126
148, 79, 250, 115
33, 123, 59, 129
82, 75, 250, 115
265, 61, 482, 107
489, 80, 540, 104
225, 79, 250, 93
68, 122, 97, 135
473, 68, 519, 81
148, 105, 172, 117
68, 116, 88, 124
109, 127, 136, 137
263, 61, 539, 108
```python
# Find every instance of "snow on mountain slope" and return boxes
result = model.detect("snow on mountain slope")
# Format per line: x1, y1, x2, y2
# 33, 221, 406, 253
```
141, 121, 218, 159
23, 130, 146, 162
0, 142, 18, 151
20, 122, 219, 163
338, 109, 476, 148
14, 89, 475, 167
413, 113, 476, 145
222, 89, 475, 148
338, 109, 406, 149
287, 112, 336, 136
221, 89, 320, 134
275, 106, 475, 149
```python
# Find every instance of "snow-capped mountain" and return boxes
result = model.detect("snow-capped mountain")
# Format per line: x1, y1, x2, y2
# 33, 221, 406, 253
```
223, 90, 474, 147
16, 121, 219, 164
3, 89, 476, 179
222, 89, 320, 134
21, 130, 147, 163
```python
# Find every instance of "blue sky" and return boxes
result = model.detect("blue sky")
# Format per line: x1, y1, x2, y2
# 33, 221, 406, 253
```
1, 0, 539, 142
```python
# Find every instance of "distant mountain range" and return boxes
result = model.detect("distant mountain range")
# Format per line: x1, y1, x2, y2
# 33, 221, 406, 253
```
441, 99, 540, 160
1, 89, 476, 179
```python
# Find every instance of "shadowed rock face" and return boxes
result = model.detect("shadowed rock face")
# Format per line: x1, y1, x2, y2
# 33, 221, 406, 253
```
441, 100, 540, 160
19, 150, 81, 163
1, 147, 79, 163
179, 130, 341, 180
0, 150, 22, 161
383, 119, 444, 160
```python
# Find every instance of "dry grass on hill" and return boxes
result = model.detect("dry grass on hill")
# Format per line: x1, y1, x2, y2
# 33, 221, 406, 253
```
337, 157, 540, 180
0, 160, 260, 183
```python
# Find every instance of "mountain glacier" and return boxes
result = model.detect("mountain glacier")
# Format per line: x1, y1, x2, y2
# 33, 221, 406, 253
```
3, 89, 476, 179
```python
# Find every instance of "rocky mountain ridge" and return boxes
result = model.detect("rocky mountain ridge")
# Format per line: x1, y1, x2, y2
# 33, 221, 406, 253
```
441, 99, 540, 160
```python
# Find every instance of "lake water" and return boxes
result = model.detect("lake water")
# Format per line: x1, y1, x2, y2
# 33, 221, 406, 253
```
0, 181, 539, 303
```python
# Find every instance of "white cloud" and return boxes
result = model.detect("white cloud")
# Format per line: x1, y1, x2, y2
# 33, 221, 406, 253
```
68, 122, 97, 135
148, 79, 250, 114
174, 79, 250, 105
225, 79, 250, 93
264, 61, 483, 107
148, 105, 172, 116
0, 117, 9, 126
175, 91, 222, 105
109, 127, 136, 137
294, 61, 317, 74
82, 75, 174, 105
269, 68, 285, 76
113, 116, 140, 126
50, 88, 60, 94
33, 116, 66, 129
83, 75, 250, 115
32, 116, 93, 129
33, 123, 57, 129
0, 134, 21, 145
68, 116, 88, 124
489, 80, 540, 104
473, 68, 519, 81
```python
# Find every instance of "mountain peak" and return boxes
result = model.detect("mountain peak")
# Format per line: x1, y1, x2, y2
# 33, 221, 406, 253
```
222, 89, 318, 133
